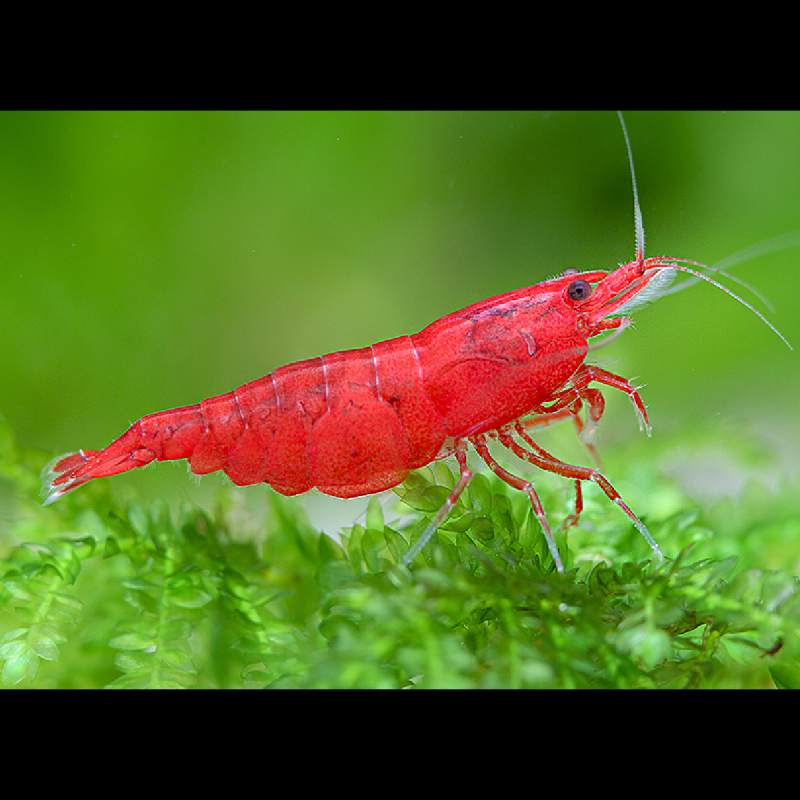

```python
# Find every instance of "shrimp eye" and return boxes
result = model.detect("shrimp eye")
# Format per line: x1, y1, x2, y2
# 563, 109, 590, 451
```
567, 278, 592, 302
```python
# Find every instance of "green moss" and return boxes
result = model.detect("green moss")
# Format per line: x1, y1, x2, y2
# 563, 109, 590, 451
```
1, 415, 798, 688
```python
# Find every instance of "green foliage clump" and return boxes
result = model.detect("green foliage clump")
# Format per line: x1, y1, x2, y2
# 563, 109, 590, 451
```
1, 414, 799, 688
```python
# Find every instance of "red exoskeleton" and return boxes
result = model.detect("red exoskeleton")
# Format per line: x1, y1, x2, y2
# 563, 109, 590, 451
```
43, 113, 791, 572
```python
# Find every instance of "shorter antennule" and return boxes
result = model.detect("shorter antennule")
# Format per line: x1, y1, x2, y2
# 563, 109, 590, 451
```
647, 257, 793, 351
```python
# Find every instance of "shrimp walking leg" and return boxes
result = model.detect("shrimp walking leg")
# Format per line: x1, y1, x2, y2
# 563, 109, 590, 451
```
500, 426, 662, 559
470, 435, 566, 572
519, 388, 605, 465
540, 365, 649, 436
401, 449, 473, 566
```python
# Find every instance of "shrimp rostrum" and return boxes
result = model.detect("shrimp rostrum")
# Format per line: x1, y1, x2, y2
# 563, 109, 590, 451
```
43, 117, 790, 572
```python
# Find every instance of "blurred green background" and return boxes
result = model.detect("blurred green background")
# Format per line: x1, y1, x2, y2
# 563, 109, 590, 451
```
2, 111, 798, 529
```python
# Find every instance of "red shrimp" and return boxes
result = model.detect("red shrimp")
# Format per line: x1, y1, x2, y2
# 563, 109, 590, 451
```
42, 114, 790, 572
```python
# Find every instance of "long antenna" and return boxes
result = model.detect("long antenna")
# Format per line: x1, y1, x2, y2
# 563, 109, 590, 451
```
614, 111, 791, 351
617, 110, 645, 262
